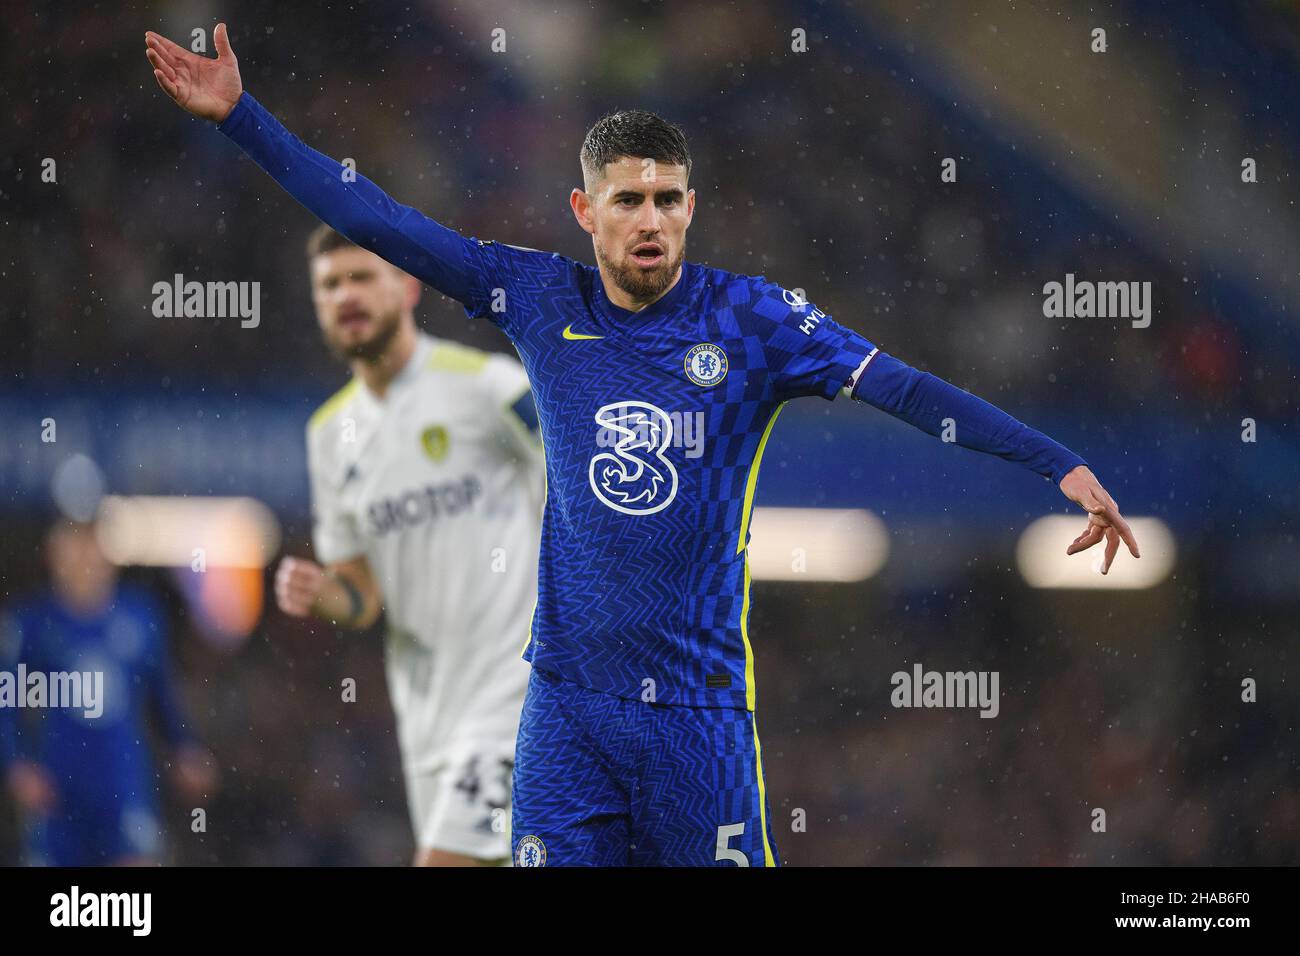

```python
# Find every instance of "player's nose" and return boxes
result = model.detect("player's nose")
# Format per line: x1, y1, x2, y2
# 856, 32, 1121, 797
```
332, 282, 363, 305
634, 201, 662, 233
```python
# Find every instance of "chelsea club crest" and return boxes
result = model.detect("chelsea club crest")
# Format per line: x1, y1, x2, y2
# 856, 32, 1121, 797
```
684, 343, 728, 387
516, 835, 547, 867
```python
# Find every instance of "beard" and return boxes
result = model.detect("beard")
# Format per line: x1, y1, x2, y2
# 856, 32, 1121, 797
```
324, 305, 402, 362
595, 238, 685, 304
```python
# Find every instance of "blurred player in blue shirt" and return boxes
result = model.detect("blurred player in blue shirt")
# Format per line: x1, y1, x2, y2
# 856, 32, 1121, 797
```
0, 520, 216, 866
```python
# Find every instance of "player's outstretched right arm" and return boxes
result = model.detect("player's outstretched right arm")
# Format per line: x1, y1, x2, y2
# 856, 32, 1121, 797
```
145, 23, 484, 307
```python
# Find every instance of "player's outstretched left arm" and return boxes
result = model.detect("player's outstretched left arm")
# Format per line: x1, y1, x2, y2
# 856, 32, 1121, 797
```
847, 352, 1140, 573
1057, 464, 1140, 574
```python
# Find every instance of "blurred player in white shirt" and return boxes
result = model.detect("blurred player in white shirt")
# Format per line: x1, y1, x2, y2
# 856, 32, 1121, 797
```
275, 226, 543, 866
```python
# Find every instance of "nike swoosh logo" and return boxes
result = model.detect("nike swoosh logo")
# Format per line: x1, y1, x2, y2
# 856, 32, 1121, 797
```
562, 324, 605, 341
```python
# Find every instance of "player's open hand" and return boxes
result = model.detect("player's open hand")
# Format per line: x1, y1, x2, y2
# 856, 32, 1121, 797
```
145, 22, 243, 123
1059, 465, 1140, 574
275, 555, 326, 617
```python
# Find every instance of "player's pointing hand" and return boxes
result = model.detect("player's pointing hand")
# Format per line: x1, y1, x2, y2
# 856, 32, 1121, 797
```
145, 21, 243, 123
1058, 464, 1140, 574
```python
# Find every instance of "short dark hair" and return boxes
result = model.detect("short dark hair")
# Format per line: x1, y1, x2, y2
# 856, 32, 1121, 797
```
305, 224, 357, 260
580, 109, 692, 185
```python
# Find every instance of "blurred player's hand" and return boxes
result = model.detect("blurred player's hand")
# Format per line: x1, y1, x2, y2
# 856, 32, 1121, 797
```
1059, 465, 1140, 574
145, 21, 243, 122
275, 555, 326, 617
6, 760, 58, 815
172, 745, 220, 801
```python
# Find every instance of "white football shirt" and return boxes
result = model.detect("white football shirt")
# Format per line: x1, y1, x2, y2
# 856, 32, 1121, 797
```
306, 332, 543, 772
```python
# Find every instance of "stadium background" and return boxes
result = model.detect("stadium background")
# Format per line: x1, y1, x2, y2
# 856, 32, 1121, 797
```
3, 0, 1297, 865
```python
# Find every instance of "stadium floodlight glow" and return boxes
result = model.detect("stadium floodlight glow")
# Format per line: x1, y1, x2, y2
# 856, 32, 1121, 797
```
1015, 515, 1175, 590
746, 507, 888, 582
95, 495, 282, 569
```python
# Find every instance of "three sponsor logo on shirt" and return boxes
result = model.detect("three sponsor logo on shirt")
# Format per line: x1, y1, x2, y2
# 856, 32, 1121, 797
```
587, 341, 726, 515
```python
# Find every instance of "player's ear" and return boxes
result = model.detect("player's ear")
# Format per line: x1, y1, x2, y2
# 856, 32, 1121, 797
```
401, 272, 421, 309
570, 187, 595, 235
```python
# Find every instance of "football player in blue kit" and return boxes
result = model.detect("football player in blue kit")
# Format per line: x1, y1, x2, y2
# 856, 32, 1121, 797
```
145, 24, 1138, 866
1, 520, 215, 865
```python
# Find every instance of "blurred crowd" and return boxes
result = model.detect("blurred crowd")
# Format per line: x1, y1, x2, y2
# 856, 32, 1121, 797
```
2, 0, 1297, 865
9, 0, 1293, 416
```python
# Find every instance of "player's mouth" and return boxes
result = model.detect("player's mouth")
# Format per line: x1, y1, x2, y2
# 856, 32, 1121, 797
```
629, 243, 665, 268
337, 307, 371, 331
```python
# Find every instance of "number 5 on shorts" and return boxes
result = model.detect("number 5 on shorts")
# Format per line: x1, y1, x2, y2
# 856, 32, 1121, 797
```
715, 822, 749, 866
